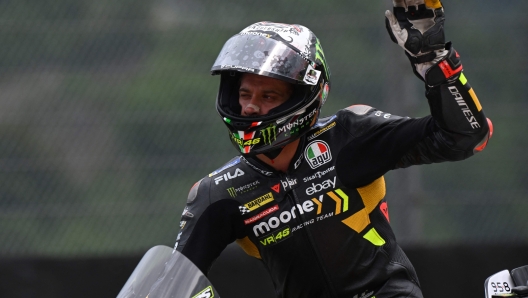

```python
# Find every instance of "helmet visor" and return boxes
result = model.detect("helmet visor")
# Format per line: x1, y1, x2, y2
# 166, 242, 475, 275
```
211, 34, 310, 84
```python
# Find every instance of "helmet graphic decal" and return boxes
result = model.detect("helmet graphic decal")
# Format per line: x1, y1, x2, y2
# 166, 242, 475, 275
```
321, 82, 330, 105
278, 107, 318, 136
260, 124, 277, 145
231, 130, 260, 153
315, 38, 328, 75
241, 22, 313, 59
303, 64, 321, 85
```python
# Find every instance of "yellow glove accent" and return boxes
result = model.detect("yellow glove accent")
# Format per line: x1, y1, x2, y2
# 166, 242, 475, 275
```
425, 0, 443, 9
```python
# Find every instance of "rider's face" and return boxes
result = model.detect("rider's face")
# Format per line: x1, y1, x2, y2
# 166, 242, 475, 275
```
239, 73, 293, 116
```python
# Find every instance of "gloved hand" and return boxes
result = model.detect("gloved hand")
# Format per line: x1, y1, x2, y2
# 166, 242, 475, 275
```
385, 0, 450, 81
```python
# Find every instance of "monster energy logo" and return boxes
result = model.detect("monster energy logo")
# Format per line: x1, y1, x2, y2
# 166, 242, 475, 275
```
260, 125, 277, 145
227, 187, 236, 197
226, 180, 260, 197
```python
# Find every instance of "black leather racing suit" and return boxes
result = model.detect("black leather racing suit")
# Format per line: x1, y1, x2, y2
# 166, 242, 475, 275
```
174, 81, 491, 298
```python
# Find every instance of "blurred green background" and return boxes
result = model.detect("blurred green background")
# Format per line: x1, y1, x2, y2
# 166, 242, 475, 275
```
0, 0, 526, 258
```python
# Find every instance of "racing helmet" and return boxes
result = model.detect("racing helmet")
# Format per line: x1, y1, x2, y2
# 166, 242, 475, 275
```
211, 21, 331, 155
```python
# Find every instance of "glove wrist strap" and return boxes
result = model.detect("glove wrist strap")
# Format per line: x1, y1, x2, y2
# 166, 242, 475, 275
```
405, 51, 437, 64
424, 42, 463, 87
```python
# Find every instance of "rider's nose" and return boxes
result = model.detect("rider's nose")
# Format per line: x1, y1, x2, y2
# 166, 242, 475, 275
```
244, 98, 261, 116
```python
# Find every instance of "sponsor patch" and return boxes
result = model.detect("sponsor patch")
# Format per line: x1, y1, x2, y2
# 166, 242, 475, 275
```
307, 121, 336, 140
244, 205, 279, 225
227, 180, 260, 197
253, 200, 315, 236
305, 176, 336, 195
281, 177, 298, 191
213, 168, 244, 185
239, 205, 251, 215
259, 226, 291, 246
304, 140, 332, 169
303, 166, 335, 182
245, 192, 274, 211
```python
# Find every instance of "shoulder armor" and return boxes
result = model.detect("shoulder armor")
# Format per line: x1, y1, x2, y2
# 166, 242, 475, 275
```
187, 179, 203, 204
345, 104, 373, 115
208, 156, 242, 177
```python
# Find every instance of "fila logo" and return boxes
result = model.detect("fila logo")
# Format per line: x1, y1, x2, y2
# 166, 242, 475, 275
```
305, 176, 336, 195
192, 286, 214, 298
305, 141, 332, 169
214, 168, 244, 185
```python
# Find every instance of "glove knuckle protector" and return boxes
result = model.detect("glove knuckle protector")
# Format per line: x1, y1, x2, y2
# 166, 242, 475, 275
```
421, 8, 446, 52
386, 2, 446, 56
405, 30, 423, 55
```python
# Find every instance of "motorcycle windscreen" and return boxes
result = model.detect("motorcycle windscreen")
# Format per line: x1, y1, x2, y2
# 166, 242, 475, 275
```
117, 245, 220, 298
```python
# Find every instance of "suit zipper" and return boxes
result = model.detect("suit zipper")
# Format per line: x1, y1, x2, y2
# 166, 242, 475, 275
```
289, 185, 338, 298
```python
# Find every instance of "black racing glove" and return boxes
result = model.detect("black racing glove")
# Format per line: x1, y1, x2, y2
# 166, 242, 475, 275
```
385, 0, 461, 86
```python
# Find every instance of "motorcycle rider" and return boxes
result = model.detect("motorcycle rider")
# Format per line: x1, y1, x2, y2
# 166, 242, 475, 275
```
174, 1, 493, 297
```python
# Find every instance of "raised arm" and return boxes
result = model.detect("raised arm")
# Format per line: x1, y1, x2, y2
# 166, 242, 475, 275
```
384, 0, 492, 161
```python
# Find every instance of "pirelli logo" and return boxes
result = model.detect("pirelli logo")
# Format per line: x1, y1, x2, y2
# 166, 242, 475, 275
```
244, 192, 274, 211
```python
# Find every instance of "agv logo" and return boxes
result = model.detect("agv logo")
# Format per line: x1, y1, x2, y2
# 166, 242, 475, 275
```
304, 141, 332, 169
